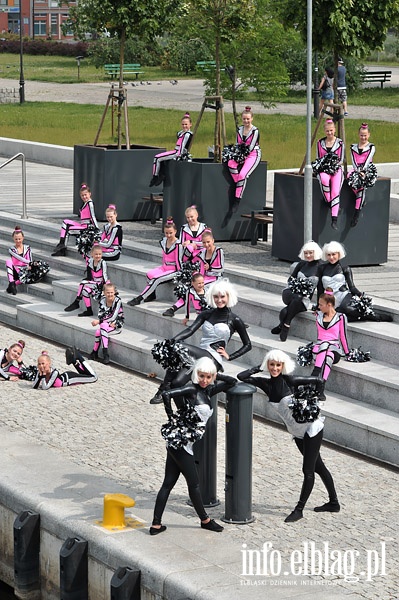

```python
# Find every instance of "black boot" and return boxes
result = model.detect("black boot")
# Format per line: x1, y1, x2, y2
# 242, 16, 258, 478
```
162, 306, 176, 317
51, 241, 66, 257
89, 349, 99, 361
64, 298, 80, 312
6, 281, 17, 295
127, 295, 143, 307
271, 324, 282, 335
102, 348, 110, 365
284, 508, 303, 523
280, 324, 290, 342
150, 382, 168, 405
314, 499, 340, 513
78, 307, 94, 317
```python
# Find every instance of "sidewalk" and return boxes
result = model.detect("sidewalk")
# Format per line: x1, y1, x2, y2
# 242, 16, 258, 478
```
2, 76, 399, 122
0, 322, 398, 599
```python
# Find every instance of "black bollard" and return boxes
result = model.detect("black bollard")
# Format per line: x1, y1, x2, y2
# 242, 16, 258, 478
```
60, 537, 88, 600
192, 392, 219, 507
14, 510, 40, 598
222, 382, 256, 524
110, 566, 141, 600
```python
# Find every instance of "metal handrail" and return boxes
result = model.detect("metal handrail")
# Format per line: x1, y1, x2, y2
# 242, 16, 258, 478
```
0, 153, 27, 219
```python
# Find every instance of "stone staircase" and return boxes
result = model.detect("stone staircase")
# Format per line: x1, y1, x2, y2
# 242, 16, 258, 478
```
0, 210, 398, 468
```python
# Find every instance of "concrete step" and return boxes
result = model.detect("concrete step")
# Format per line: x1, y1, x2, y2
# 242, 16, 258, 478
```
16, 290, 399, 415
15, 299, 399, 467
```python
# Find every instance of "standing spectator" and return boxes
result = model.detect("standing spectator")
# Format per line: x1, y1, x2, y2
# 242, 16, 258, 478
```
337, 58, 348, 116
318, 67, 334, 113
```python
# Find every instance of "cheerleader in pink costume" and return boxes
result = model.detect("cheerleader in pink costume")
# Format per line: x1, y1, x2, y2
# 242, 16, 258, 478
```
0, 339, 25, 381
127, 218, 183, 307
150, 113, 193, 187
227, 106, 261, 208
197, 229, 224, 286
99, 204, 123, 261
52, 183, 99, 256
64, 244, 109, 317
348, 123, 376, 227
6, 226, 32, 295
316, 119, 344, 230
33, 348, 97, 389
311, 288, 349, 397
179, 206, 208, 261
90, 283, 124, 365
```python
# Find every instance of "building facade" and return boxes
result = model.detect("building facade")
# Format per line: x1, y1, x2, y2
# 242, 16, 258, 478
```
0, 0, 77, 40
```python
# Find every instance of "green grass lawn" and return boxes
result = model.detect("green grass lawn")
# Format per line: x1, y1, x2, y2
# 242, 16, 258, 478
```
1, 103, 399, 169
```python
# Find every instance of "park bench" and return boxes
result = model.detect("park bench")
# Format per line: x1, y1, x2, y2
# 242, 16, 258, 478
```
142, 192, 163, 224
241, 209, 274, 246
196, 61, 216, 72
104, 63, 144, 80
362, 70, 392, 89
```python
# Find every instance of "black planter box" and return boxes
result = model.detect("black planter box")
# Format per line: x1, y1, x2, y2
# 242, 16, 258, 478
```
272, 172, 390, 266
74, 144, 166, 221
162, 159, 267, 241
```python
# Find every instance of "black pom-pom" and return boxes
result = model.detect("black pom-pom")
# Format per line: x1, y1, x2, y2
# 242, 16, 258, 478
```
296, 342, 314, 367
75, 226, 101, 257
288, 384, 321, 423
151, 339, 195, 371
161, 402, 205, 448
18, 260, 50, 284
288, 276, 315, 297
222, 143, 250, 164
19, 365, 39, 381
175, 148, 192, 162
311, 153, 340, 175
173, 261, 201, 300
347, 163, 377, 190
345, 347, 371, 363
348, 294, 375, 319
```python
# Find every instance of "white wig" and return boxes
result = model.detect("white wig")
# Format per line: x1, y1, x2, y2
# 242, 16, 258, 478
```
260, 349, 295, 376
298, 240, 323, 261
322, 241, 346, 261
206, 278, 238, 308
191, 357, 217, 383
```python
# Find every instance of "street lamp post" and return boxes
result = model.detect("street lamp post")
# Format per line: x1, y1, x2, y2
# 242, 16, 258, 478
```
19, 1, 25, 104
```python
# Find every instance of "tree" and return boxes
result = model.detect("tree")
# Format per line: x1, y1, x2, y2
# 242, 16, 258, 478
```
64, 0, 179, 146
278, 0, 399, 84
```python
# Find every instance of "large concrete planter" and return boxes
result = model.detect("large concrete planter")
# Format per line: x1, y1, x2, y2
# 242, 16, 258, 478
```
162, 159, 267, 241
272, 172, 390, 265
73, 144, 165, 221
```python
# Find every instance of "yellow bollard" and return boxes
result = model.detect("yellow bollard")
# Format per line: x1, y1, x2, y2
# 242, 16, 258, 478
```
101, 493, 135, 529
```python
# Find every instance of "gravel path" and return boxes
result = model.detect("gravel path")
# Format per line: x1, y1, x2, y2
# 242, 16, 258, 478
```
2, 75, 399, 122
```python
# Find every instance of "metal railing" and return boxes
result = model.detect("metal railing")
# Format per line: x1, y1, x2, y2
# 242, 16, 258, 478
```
0, 153, 27, 219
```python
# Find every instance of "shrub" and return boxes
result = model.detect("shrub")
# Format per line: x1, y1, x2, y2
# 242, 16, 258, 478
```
0, 37, 88, 57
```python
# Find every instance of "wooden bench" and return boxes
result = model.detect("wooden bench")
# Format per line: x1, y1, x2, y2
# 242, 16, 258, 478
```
362, 70, 392, 89
104, 63, 144, 80
241, 209, 274, 246
142, 193, 163, 224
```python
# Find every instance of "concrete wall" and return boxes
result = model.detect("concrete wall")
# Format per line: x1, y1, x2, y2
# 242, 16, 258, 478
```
0, 138, 73, 169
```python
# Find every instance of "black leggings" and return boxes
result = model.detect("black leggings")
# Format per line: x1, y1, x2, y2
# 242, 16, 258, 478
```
153, 446, 208, 525
294, 430, 338, 510
164, 343, 222, 389
280, 289, 307, 326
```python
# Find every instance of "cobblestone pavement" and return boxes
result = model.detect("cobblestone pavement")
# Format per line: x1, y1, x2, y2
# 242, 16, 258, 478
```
2, 76, 399, 122
0, 324, 397, 598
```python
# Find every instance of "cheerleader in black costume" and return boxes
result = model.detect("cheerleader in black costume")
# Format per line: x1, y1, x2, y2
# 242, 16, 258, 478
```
238, 349, 340, 523
151, 357, 236, 535
271, 241, 322, 342
150, 278, 251, 404
317, 242, 392, 322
